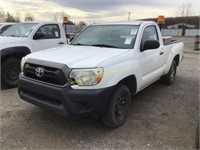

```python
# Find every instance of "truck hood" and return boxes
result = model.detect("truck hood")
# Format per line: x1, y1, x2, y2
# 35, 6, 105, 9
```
0, 36, 27, 49
25, 45, 129, 68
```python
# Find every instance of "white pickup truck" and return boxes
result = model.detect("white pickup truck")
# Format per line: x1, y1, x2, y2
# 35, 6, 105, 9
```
18, 21, 184, 128
0, 21, 67, 88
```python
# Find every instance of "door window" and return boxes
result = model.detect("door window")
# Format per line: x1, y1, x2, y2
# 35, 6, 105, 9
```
34, 24, 60, 39
141, 25, 159, 49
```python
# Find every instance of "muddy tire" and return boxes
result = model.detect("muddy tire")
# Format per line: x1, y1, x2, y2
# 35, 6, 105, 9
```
162, 60, 177, 85
102, 84, 131, 128
1, 58, 21, 88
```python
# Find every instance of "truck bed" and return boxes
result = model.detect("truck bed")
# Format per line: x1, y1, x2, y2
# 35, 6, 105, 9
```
163, 36, 182, 45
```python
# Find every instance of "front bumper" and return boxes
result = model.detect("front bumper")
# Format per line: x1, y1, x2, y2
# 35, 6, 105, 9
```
18, 73, 115, 116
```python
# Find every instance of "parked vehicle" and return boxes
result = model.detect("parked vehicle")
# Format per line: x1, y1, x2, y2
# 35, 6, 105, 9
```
0, 21, 68, 88
18, 21, 184, 128
0, 22, 16, 34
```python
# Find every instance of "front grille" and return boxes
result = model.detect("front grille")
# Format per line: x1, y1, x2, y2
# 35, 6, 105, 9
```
24, 63, 67, 86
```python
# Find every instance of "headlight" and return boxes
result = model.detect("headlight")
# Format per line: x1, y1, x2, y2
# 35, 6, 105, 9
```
69, 68, 103, 86
21, 57, 27, 72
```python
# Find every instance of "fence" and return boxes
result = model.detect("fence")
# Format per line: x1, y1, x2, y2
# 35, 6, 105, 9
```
161, 29, 200, 37
63, 25, 85, 34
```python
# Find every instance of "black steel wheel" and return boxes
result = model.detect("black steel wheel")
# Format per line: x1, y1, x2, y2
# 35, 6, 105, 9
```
162, 60, 177, 85
102, 84, 131, 128
1, 58, 20, 88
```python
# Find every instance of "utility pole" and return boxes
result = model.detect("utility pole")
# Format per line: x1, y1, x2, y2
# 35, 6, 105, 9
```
128, 12, 131, 21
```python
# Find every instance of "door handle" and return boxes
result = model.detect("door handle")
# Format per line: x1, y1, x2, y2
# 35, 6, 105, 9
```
58, 42, 64, 44
159, 52, 164, 55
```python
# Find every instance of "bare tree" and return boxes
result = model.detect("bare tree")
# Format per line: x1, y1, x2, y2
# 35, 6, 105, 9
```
25, 13, 34, 21
52, 11, 70, 22
177, 3, 193, 19
77, 21, 87, 26
176, 2, 194, 26
0, 9, 19, 23
176, 3, 193, 35
52, 12, 59, 21
181, 3, 186, 18
185, 3, 193, 17
0, 8, 6, 22
15, 12, 21, 23
5, 12, 16, 22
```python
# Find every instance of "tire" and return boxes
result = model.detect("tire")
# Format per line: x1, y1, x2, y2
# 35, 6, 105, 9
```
101, 84, 131, 128
162, 60, 177, 85
1, 58, 21, 88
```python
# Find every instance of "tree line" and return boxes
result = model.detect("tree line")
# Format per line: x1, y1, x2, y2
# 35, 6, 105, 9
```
0, 9, 86, 26
144, 16, 199, 29
143, 3, 199, 29
0, 9, 35, 22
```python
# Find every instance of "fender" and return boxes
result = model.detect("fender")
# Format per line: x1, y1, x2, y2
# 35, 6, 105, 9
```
163, 42, 183, 75
1, 46, 31, 60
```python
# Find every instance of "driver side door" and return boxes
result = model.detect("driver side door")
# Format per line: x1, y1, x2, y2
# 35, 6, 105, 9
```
140, 25, 163, 88
31, 24, 64, 52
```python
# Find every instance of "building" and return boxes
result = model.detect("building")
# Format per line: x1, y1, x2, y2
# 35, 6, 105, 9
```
168, 23, 196, 29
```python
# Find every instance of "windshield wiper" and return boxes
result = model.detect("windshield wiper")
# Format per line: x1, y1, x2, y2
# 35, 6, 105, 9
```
10, 35, 20, 37
91, 44, 118, 48
71, 43, 89, 46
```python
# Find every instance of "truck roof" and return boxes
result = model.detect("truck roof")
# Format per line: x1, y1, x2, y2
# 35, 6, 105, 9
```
92, 21, 155, 26
19, 21, 61, 24
0, 22, 16, 25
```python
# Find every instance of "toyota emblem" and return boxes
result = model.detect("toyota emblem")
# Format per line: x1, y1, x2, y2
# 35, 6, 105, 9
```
35, 67, 44, 78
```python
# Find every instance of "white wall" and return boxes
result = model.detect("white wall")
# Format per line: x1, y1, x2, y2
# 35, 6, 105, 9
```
185, 29, 200, 36
161, 29, 200, 37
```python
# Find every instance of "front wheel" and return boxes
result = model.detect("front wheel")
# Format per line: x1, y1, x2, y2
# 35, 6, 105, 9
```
1, 58, 21, 88
161, 60, 177, 85
101, 84, 131, 128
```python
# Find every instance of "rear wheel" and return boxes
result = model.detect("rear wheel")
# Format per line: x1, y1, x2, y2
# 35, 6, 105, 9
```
162, 60, 177, 85
102, 84, 131, 128
1, 58, 21, 88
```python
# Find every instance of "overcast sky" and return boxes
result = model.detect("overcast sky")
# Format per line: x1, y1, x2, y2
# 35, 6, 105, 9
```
0, 0, 199, 24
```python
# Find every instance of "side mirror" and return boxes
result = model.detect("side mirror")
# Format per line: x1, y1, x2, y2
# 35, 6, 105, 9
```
142, 40, 160, 51
33, 32, 45, 40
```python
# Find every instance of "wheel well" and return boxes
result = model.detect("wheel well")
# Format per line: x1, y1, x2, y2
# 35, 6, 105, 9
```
118, 75, 137, 97
174, 54, 180, 66
2, 53, 26, 64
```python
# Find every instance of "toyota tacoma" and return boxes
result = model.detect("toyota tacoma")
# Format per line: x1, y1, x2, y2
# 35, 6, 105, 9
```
18, 21, 184, 128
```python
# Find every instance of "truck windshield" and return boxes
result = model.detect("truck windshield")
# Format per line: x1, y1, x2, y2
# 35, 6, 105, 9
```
1, 23, 38, 37
71, 25, 139, 49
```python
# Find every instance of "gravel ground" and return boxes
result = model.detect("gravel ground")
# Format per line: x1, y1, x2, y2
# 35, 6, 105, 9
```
0, 37, 199, 149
